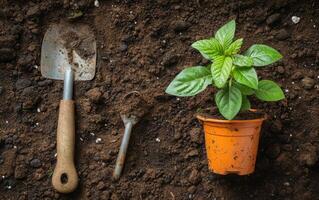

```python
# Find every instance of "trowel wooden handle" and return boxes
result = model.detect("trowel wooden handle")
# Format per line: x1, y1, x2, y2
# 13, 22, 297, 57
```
52, 100, 78, 193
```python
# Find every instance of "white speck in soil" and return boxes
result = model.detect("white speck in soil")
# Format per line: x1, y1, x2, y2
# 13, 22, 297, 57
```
94, 0, 99, 7
155, 138, 161, 142
134, 21, 137, 24
2, 176, 5, 179
35, 122, 39, 126
291, 81, 295, 84
296, 148, 300, 152
290, 134, 293, 137
176, 97, 180, 101
7, 185, 11, 189
129, 11, 133, 14
314, 24, 316, 28
285, 89, 289, 93
283, 182, 290, 186
5, 120, 8, 124
96, 138, 102, 144
298, 96, 302, 99
54, 153, 57, 157
291, 16, 300, 24
13, 146, 17, 149
90, 132, 95, 136
37, 108, 41, 113
80, 137, 83, 141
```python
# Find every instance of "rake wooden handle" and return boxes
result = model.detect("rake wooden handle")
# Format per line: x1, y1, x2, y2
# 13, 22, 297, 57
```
52, 100, 78, 193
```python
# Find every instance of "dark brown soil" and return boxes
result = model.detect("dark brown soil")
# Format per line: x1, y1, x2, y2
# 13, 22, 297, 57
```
1, 0, 319, 200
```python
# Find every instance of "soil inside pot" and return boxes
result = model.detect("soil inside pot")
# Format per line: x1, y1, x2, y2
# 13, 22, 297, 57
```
197, 107, 265, 120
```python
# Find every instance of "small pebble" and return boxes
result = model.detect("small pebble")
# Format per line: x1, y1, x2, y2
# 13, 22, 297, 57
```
301, 77, 315, 90
291, 16, 300, 24
119, 43, 128, 51
94, 0, 99, 7
155, 138, 161, 142
5, 120, 8, 124
96, 138, 102, 144
90, 132, 95, 136
30, 158, 41, 168
266, 13, 281, 25
37, 108, 41, 113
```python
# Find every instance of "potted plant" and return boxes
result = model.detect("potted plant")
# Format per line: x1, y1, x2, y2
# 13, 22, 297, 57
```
165, 20, 285, 175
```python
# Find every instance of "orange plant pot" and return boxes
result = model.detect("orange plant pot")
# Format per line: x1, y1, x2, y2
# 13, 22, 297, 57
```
197, 113, 266, 175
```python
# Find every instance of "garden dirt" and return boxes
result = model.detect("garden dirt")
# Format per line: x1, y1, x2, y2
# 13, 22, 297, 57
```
0, 0, 319, 199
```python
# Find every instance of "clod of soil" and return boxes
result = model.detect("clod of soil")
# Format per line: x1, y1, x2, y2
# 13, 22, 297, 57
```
119, 92, 150, 119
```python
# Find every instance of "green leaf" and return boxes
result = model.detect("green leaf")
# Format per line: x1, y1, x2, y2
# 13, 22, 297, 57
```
165, 66, 212, 97
245, 44, 282, 66
233, 54, 253, 67
233, 68, 258, 89
255, 80, 285, 101
233, 81, 255, 95
225, 38, 243, 55
211, 56, 233, 88
215, 86, 242, 120
215, 20, 236, 50
191, 38, 223, 60
241, 95, 251, 111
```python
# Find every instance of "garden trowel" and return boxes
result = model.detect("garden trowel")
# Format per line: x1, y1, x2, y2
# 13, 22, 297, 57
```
41, 23, 96, 193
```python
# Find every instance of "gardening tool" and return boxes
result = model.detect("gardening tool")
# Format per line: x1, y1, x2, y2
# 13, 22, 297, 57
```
41, 23, 96, 193
113, 114, 139, 180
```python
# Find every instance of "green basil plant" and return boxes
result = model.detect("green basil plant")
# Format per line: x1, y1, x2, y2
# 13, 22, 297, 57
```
165, 20, 285, 120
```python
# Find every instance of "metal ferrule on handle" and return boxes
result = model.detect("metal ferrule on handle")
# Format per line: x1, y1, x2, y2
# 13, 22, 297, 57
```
63, 68, 73, 100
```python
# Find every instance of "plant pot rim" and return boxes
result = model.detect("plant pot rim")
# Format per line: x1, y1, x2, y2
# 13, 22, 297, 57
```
196, 109, 267, 124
